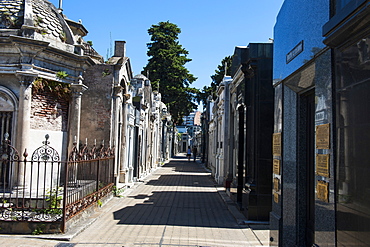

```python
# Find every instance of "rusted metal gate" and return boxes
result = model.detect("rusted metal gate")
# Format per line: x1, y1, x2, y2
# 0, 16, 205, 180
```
63, 140, 115, 231
0, 134, 114, 233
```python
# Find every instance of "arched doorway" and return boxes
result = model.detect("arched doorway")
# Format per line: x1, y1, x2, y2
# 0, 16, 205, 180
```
0, 86, 18, 189
0, 87, 17, 141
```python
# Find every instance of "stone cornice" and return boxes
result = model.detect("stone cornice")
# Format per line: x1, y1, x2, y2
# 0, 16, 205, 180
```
231, 65, 244, 89
8, 35, 96, 66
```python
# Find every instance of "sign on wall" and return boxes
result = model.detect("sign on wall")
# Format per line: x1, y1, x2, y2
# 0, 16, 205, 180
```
286, 40, 304, 64
316, 123, 330, 149
316, 154, 330, 177
274, 192, 279, 204
317, 180, 329, 202
273, 133, 281, 156
273, 159, 281, 175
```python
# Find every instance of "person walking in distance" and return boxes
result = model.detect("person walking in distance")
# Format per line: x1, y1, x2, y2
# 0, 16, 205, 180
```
186, 146, 191, 161
192, 146, 197, 162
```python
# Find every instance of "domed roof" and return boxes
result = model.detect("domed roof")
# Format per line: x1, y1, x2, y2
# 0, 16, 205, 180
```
0, 0, 73, 44
32, 0, 66, 41
134, 74, 149, 80
0, 0, 25, 29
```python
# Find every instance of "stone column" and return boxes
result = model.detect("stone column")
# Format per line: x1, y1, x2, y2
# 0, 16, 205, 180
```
15, 72, 37, 188
68, 75, 87, 153
223, 80, 232, 188
112, 85, 126, 184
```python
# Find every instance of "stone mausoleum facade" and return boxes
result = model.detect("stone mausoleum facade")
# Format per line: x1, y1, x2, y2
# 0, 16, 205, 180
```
0, 0, 99, 175
0, 0, 172, 195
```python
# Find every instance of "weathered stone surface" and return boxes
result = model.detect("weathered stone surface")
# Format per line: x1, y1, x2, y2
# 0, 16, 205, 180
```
32, 0, 63, 40
30, 91, 69, 132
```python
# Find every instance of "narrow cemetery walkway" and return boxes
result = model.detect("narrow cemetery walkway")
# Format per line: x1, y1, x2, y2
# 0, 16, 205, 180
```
0, 154, 268, 247
69, 154, 267, 247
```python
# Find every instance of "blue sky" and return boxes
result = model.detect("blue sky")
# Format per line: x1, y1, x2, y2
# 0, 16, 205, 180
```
49, 0, 284, 92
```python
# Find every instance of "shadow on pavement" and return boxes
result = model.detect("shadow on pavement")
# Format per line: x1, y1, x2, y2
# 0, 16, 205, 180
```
113, 191, 240, 229
161, 162, 207, 173
112, 158, 240, 229
144, 174, 214, 187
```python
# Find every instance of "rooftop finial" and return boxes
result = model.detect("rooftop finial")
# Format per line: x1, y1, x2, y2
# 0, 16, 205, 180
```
59, 0, 63, 11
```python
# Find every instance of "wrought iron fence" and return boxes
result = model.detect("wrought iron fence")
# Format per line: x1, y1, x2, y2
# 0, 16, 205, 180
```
0, 134, 115, 232
64, 140, 115, 222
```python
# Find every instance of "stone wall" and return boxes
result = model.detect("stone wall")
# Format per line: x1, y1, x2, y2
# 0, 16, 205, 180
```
80, 64, 114, 143
30, 92, 69, 131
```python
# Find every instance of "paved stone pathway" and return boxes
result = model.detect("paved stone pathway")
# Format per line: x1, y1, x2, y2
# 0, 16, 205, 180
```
0, 155, 268, 246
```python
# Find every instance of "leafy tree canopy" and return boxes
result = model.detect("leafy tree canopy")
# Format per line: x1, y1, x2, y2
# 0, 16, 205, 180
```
142, 21, 199, 124
196, 56, 232, 106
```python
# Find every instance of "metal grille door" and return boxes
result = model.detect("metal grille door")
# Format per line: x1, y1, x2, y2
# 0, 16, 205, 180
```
0, 111, 13, 189
0, 112, 12, 142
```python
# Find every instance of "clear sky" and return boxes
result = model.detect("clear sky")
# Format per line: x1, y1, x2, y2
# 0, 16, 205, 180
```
49, 0, 284, 92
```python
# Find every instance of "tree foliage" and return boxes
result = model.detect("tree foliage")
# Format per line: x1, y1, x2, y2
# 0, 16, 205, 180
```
142, 21, 198, 124
196, 56, 232, 106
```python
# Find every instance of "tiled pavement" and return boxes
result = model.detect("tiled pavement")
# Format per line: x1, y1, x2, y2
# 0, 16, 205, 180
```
0, 154, 269, 247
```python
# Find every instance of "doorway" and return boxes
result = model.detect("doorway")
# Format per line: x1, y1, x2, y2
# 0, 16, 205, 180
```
236, 106, 245, 207
0, 87, 17, 190
0, 112, 13, 189
299, 90, 315, 245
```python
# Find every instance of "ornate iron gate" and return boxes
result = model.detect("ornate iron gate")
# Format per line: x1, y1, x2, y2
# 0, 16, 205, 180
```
0, 134, 115, 233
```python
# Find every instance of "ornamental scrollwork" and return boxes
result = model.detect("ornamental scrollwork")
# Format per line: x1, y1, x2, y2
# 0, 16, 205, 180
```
31, 134, 60, 162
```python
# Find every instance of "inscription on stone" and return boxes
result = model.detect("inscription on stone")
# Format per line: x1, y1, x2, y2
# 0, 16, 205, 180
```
316, 123, 330, 149
317, 180, 329, 202
273, 159, 280, 175
273, 133, 281, 156
316, 154, 330, 177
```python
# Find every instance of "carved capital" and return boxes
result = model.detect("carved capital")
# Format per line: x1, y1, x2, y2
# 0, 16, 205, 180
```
70, 83, 88, 97
16, 71, 38, 87
113, 85, 123, 97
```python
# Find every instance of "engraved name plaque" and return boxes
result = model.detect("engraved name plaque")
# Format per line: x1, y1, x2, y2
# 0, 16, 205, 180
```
316, 124, 330, 149
317, 180, 329, 202
274, 178, 280, 192
273, 133, 281, 156
273, 159, 280, 175
274, 192, 279, 204
316, 154, 330, 177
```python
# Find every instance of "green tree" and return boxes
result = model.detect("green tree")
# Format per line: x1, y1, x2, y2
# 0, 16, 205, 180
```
142, 21, 198, 124
197, 56, 232, 106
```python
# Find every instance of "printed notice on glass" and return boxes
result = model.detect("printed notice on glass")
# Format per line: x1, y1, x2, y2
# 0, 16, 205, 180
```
317, 180, 329, 203
273, 133, 281, 156
273, 159, 281, 175
316, 124, 330, 149
316, 154, 330, 177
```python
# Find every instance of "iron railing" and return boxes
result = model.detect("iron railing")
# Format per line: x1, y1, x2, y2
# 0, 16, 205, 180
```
64, 140, 115, 222
0, 134, 115, 232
